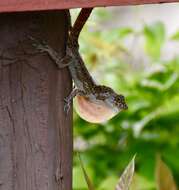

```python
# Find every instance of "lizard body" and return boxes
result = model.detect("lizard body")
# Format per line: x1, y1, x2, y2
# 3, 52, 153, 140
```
31, 9, 128, 122
67, 38, 96, 94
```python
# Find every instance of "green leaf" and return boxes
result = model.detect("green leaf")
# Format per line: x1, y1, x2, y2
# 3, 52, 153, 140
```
132, 95, 179, 136
98, 176, 118, 190
171, 31, 179, 40
118, 28, 134, 39
143, 22, 165, 59
73, 166, 89, 189
130, 173, 155, 190
115, 156, 135, 190
78, 153, 96, 190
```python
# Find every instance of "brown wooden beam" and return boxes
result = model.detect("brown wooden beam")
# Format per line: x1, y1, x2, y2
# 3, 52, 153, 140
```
0, 10, 72, 190
0, 0, 178, 13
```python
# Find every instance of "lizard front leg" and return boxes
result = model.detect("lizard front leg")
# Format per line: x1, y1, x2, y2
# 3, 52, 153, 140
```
30, 37, 72, 68
64, 88, 86, 114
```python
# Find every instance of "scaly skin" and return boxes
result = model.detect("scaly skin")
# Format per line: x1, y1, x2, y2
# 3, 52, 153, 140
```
30, 9, 128, 118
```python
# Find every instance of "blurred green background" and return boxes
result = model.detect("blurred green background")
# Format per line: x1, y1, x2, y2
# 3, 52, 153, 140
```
71, 6, 179, 190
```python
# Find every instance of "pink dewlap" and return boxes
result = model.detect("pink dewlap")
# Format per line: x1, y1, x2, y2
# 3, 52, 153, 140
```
75, 95, 117, 123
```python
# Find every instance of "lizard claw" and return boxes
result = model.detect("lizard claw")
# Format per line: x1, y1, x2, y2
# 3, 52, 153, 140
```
33, 42, 49, 53
36, 44, 49, 53
64, 97, 71, 114
28, 36, 49, 53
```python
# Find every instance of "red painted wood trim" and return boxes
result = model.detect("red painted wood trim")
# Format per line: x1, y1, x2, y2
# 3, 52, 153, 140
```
0, 0, 178, 13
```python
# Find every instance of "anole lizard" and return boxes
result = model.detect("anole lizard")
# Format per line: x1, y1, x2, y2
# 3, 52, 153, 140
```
30, 8, 128, 123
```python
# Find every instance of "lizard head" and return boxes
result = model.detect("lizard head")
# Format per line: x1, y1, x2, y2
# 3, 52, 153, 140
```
94, 85, 128, 112
111, 94, 128, 111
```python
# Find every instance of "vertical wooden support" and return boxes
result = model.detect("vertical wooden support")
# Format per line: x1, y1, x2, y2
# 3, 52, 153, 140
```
0, 10, 72, 190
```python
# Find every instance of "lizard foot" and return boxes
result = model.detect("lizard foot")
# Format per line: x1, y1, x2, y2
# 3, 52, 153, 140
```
28, 36, 50, 53
64, 97, 72, 114
28, 35, 72, 69
63, 89, 84, 114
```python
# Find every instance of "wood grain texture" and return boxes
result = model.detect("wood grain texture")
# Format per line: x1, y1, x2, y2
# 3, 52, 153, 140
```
0, 10, 72, 190
0, 0, 178, 13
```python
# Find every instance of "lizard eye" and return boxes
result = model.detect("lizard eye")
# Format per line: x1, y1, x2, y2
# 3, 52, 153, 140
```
119, 95, 124, 100
114, 95, 128, 110
115, 95, 124, 102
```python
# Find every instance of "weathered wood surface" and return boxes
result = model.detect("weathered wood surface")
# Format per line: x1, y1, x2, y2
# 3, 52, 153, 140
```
0, 10, 73, 190
0, 0, 178, 13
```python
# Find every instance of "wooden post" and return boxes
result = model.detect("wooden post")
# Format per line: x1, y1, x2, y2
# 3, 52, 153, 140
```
0, 10, 72, 190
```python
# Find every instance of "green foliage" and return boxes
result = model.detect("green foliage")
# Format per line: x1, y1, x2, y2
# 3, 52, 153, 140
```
78, 153, 95, 190
171, 31, 179, 40
77, 154, 135, 190
72, 8, 179, 190
143, 22, 165, 60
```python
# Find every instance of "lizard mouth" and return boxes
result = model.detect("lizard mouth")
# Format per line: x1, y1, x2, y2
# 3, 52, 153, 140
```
74, 95, 120, 123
